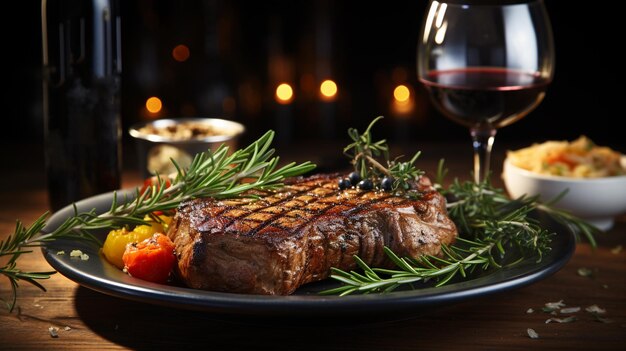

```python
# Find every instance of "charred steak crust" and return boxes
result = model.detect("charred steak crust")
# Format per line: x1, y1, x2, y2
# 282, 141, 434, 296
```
167, 173, 457, 295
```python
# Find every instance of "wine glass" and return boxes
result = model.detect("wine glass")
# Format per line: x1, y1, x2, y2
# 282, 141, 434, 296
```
417, 0, 554, 184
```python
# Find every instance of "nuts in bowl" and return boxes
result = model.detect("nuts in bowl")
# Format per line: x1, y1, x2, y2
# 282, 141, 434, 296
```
502, 136, 626, 231
129, 118, 245, 178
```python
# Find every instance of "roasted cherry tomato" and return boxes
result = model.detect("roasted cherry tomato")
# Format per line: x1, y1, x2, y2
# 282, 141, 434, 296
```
122, 233, 176, 284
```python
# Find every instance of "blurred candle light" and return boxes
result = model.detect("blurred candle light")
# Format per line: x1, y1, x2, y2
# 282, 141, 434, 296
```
146, 96, 163, 114
391, 84, 414, 117
393, 85, 410, 103
275, 83, 294, 104
391, 84, 415, 142
320, 79, 338, 101
172, 44, 190, 62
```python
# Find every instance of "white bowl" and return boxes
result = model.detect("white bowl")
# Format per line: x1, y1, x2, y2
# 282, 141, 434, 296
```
502, 157, 626, 231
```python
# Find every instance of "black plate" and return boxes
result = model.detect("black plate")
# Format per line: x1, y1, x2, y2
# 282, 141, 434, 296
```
42, 189, 575, 321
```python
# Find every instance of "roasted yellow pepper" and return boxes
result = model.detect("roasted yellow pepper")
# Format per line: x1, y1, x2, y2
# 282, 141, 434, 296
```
101, 216, 172, 269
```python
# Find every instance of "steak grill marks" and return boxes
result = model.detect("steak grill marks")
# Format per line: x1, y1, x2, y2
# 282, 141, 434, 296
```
205, 178, 414, 237
169, 173, 458, 295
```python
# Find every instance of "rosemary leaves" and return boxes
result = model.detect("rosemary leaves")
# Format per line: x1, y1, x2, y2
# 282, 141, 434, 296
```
321, 117, 598, 295
0, 130, 315, 312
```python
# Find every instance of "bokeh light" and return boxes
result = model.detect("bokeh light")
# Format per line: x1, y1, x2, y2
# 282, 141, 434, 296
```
320, 79, 338, 99
172, 44, 190, 62
275, 83, 294, 104
145, 96, 163, 113
393, 85, 410, 103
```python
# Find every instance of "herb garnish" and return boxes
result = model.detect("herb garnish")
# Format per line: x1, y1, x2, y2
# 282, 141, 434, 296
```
321, 117, 599, 296
341, 116, 424, 196
0, 131, 315, 312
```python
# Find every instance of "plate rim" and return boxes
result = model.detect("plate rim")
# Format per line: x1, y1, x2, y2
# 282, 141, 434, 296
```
41, 189, 576, 317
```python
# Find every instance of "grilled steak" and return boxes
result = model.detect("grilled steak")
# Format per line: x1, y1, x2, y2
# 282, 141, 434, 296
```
167, 173, 457, 295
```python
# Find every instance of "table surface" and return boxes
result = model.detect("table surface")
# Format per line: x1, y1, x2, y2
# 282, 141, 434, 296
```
1, 141, 624, 350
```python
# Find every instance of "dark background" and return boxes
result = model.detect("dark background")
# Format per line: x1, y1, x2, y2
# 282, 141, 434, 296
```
4, 0, 625, 155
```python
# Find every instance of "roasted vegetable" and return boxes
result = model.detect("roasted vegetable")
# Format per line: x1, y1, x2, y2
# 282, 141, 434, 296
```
101, 216, 171, 269
122, 233, 176, 284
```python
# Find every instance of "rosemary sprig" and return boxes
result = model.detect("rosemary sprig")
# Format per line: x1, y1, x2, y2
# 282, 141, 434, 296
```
0, 130, 315, 312
322, 239, 496, 296
344, 116, 390, 179
322, 118, 599, 296
343, 116, 424, 195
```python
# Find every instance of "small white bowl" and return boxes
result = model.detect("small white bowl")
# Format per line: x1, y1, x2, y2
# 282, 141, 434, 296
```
502, 157, 626, 231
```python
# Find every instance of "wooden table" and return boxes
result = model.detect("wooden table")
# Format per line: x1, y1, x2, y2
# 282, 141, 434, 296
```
1, 142, 624, 350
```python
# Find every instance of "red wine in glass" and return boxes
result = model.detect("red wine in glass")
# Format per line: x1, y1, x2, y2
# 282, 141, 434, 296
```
417, 0, 554, 184
420, 68, 550, 129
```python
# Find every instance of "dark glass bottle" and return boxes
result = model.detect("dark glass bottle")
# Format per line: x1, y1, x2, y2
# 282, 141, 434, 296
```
41, 0, 122, 211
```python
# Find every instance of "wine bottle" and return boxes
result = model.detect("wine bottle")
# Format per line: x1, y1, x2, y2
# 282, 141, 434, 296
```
41, 0, 122, 211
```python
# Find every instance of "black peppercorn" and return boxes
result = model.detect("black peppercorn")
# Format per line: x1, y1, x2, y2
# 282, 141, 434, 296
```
348, 171, 361, 185
380, 177, 393, 191
357, 179, 373, 190
338, 178, 352, 190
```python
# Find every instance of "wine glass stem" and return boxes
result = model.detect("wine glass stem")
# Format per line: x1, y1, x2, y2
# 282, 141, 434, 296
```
470, 127, 496, 184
